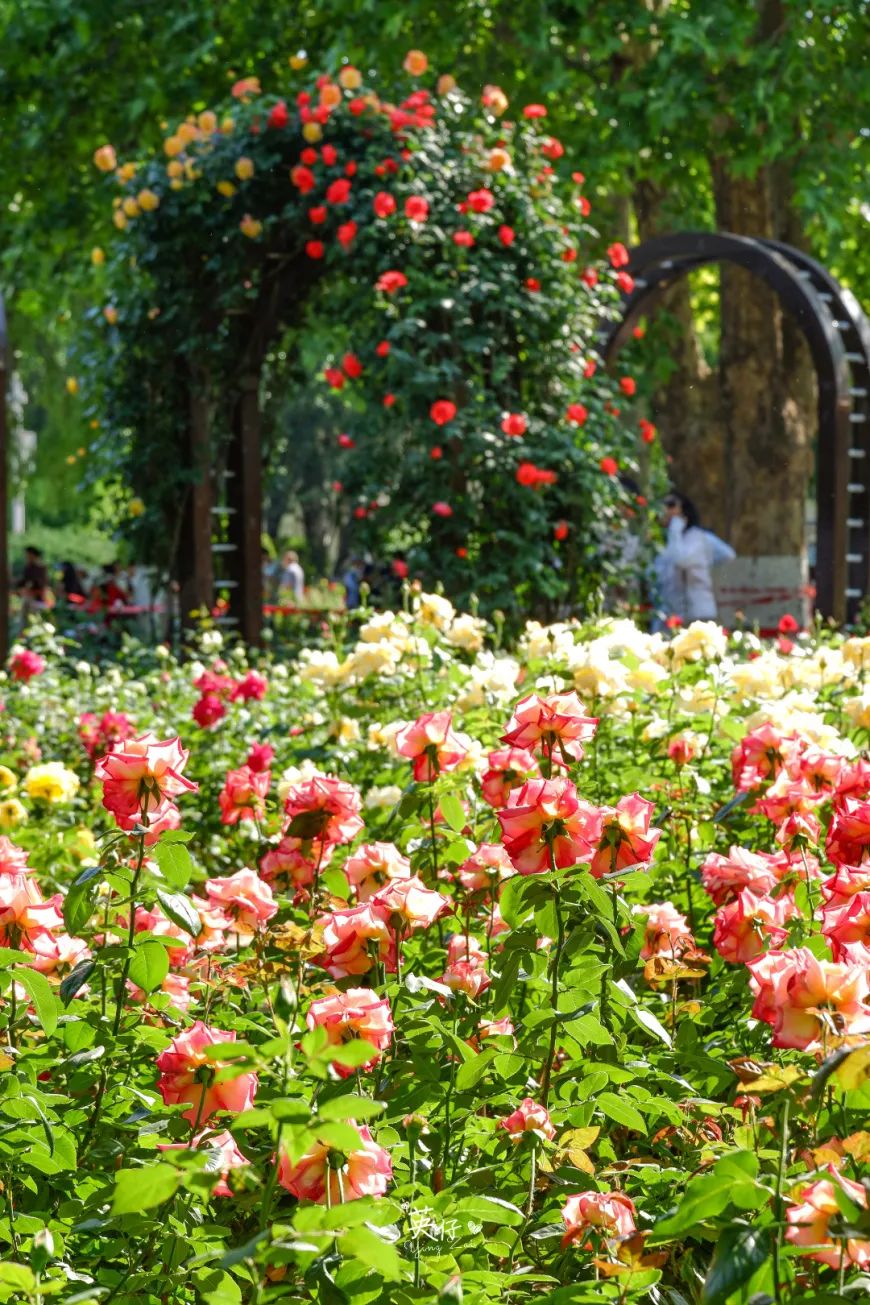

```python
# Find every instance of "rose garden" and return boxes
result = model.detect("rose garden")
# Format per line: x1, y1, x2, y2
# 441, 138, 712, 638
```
1, 15, 870, 1305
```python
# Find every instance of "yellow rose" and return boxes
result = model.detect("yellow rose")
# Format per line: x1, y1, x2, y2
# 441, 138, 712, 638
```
24, 763, 80, 804
0, 798, 27, 829
0, 766, 17, 791
403, 49, 428, 76
116, 162, 137, 183
68, 827, 97, 861
198, 110, 218, 134
240, 214, 262, 239
169, 179, 184, 191
129, 497, 145, 517
338, 65, 362, 90
437, 74, 457, 95
137, 188, 160, 211
487, 147, 511, 172
65, 376, 79, 396
93, 144, 117, 172
234, 156, 254, 180
177, 121, 198, 145
91, 246, 105, 266
221, 116, 235, 133
165, 161, 184, 180
122, 196, 140, 218
217, 180, 236, 197
164, 134, 183, 158
302, 121, 323, 143
113, 210, 128, 230
103, 305, 118, 324
77, 447, 86, 456
289, 52, 308, 70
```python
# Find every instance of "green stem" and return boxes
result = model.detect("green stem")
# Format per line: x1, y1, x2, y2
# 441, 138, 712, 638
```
112, 833, 147, 1037
772, 1095, 791, 1303
540, 887, 565, 1109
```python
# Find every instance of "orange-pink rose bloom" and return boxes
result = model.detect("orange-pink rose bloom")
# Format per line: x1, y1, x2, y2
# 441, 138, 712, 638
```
306, 988, 394, 1076
497, 777, 599, 875
95, 732, 197, 833
155, 1021, 258, 1126
501, 692, 598, 766
278, 1123, 392, 1203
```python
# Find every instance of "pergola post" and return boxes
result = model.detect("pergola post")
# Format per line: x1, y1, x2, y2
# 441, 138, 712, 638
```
226, 373, 263, 645
178, 377, 214, 624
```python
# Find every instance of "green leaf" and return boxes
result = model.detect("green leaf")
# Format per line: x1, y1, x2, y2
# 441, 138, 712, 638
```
703, 1224, 771, 1304
340, 1225, 403, 1281
112, 1163, 182, 1214
629, 1004, 672, 1047
128, 938, 169, 993
63, 875, 99, 935
152, 839, 193, 889
156, 888, 202, 938
455, 1048, 497, 1092
60, 957, 96, 1005
318, 1095, 385, 1122
12, 966, 58, 1037
596, 1092, 647, 1133
438, 792, 466, 834
454, 1196, 524, 1226
0, 1264, 35, 1292
0, 947, 33, 968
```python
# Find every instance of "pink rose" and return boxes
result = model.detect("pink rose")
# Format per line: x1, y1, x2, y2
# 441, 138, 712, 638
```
205, 868, 277, 939
316, 903, 395, 977
456, 842, 516, 893
786, 1167, 870, 1268
344, 842, 411, 901
498, 777, 599, 875
501, 693, 598, 766
395, 711, 470, 782
480, 746, 540, 809
500, 1097, 555, 1142
306, 988, 394, 1076
278, 1123, 392, 1203
561, 1190, 637, 1250
95, 732, 197, 833
10, 649, 45, 682
155, 1021, 258, 1126
370, 875, 450, 932
218, 765, 270, 825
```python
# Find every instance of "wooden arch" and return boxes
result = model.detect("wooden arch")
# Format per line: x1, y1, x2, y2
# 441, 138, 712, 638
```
599, 232, 870, 624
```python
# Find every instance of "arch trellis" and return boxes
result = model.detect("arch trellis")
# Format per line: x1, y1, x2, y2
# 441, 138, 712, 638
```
599, 231, 870, 624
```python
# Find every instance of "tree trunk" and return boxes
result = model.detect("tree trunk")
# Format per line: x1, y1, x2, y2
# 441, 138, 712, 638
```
632, 179, 727, 535
710, 161, 812, 556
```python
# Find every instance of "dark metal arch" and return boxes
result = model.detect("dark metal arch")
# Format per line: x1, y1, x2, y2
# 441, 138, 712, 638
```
599, 231, 870, 623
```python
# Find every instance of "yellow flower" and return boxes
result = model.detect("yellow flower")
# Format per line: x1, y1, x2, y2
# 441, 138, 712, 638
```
164, 134, 183, 158
137, 188, 160, 211
166, 160, 184, 179
403, 49, 428, 76
129, 497, 145, 517
289, 52, 308, 70
103, 305, 118, 324
234, 156, 254, 181
221, 116, 235, 134
319, 83, 341, 110
169, 179, 184, 192
122, 196, 140, 218
93, 144, 117, 172
113, 210, 128, 230
302, 121, 323, 143
0, 798, 27, 829
239, 214, 262, 239
338, 65, 362, 90
0, 766, 17, 791
77, 447, 86, 456
24, 763, 80, 804
66, 454, 76, 465
65, 376, 79, 396
437, 74, 457, 95
197, 110, 217, 134
91, 246, 105, 266
116, 162, 137, 183
487, 147, 511, 173
217, 180, 236, 197
68, 827, 97, 861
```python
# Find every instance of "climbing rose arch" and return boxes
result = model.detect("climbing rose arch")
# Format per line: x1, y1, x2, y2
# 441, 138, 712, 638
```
85, 51, 653, 632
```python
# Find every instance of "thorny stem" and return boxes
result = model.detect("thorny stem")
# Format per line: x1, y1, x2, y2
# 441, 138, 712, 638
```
772, 1094, 791, 1303
112, 832, 147, 1037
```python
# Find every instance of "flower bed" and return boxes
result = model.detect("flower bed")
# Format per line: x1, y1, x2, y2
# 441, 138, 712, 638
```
2, 601, 870, 1301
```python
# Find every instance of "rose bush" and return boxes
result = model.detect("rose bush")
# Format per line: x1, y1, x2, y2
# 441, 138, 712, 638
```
2, 600, 870, 1300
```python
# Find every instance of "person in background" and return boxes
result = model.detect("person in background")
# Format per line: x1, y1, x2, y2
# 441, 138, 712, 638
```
60, 561, 87, 604
16, 546, 50, 608
88, 562, 130, 615
341, 557, 364, 611
655, 491, 735, 625
277, 550, 305, 604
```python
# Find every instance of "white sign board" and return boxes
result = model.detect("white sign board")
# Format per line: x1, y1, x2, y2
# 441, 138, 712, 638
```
714, 555, 811, 632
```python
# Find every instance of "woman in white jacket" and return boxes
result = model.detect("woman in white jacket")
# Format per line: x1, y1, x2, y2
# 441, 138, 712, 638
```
655, 493, 735, 624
